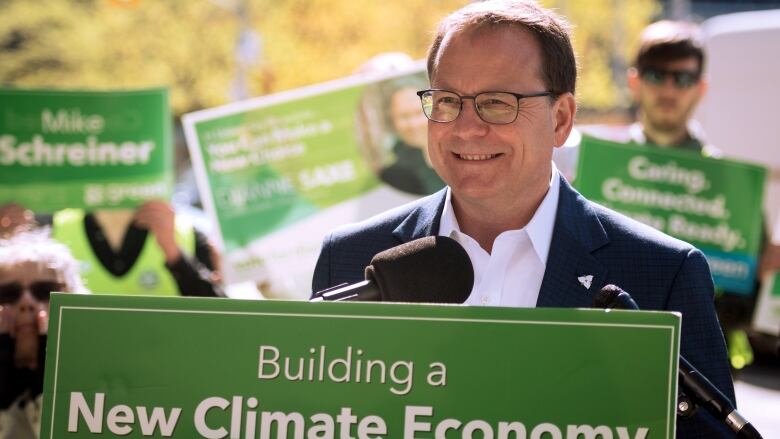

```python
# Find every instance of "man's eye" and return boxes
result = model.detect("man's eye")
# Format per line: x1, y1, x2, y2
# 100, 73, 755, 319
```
437, 97, 459, 106
482, 99, 513, 107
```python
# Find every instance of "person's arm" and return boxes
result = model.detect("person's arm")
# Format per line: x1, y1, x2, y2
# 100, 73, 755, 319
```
134, 201, 224, 297
758, 241, 780, 279
666, 248, 736, 437
165, 230, 224, 297
0, 306, 47, 410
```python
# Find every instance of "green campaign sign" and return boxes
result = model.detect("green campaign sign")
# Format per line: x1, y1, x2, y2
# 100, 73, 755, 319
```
0, 87, 173, 211
183, 66, 444, 296
574, 136, 767, 294
42, 293, 680, 438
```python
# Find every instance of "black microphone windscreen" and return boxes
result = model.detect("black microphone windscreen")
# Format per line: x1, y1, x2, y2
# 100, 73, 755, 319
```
366, 236, 473, 303
592, 284, 624, 309
593, 284, 640, 310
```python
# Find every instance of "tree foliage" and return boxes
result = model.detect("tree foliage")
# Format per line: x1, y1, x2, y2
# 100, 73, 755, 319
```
0, 0, 659, 116
552, 0, 660, 109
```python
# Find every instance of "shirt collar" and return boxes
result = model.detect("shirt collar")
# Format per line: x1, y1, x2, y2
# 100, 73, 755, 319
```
438, 164, 560, 264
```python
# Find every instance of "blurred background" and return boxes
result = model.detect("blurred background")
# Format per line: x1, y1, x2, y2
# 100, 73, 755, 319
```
1, 0, 778, 112
4, 0, 780, 191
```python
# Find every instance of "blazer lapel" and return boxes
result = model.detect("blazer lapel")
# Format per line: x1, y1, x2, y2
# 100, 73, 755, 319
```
392, 188, 448, 242
537, 177, 610, 308
388, 183, 609, 308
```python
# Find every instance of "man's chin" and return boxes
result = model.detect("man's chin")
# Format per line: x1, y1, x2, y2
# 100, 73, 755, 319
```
648, 115, 685, 132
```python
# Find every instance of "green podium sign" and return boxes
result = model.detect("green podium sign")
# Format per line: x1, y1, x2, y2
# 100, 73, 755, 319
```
42, 294, 680, 438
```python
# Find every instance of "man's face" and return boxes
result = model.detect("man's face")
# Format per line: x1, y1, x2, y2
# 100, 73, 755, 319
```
391, 86, 429, 149
630, 57, 705, 133
427, 26, 572, 206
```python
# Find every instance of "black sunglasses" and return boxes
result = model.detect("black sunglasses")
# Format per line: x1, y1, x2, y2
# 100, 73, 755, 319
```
640, 67, 701, 88
0, 281, 63, 304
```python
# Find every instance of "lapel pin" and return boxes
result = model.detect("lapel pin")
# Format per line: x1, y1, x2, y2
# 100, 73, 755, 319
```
577, 275, 593, 290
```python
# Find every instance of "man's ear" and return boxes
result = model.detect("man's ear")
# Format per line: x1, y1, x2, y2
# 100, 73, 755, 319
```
696, 77, 708, 98
627, 67, 641, 100
552, 92, 576, 147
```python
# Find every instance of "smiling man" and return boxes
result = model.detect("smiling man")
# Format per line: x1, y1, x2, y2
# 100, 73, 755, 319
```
312, 2, 733, 437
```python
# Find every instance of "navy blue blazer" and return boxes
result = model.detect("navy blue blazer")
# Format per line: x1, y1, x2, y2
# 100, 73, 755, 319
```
313, 176, 735, 438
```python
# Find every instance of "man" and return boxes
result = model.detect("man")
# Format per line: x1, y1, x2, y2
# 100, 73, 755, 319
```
626, 20, 715, 153
562, 19, 780, 364
313, 1, 733, 437
552, 20, 717, 178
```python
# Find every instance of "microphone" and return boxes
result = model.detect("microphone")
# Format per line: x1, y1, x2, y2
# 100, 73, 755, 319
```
311, 235, 474, 303
593, 285, 763, 439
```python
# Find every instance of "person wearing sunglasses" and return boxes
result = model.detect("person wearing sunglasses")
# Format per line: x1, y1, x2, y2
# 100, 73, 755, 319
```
312, 2, 734, 437
626, 20, 780, 369
551, 19, 780, 373
625, 20, 716, 154
0, 230, 85, 439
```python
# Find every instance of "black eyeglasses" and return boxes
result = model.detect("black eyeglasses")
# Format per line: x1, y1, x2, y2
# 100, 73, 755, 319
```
0, 281, 63, 304
416, 89, 554, 125
639, 67, 701, 88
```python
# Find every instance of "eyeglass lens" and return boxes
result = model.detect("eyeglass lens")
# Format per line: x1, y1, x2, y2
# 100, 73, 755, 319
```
0, 281, 62, 304
420, 90, 520, 124
641, 68, 700, 88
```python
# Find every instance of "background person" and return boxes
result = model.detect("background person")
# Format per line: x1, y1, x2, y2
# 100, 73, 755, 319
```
556, 19, 780, 367
354, 53, 445, 196
626, 20, 715, 153
313, 2, 733, 437
51, 200, 223, 297
378, 83, 445, 195
0, 230, 85, 439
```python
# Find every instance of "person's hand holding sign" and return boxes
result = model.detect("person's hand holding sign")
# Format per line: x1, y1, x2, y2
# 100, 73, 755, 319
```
134, 200, 181, 264
759, 241, 780, 279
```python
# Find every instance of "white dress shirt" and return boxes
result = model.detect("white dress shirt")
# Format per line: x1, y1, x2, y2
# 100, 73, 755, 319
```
438, 165, 561, 307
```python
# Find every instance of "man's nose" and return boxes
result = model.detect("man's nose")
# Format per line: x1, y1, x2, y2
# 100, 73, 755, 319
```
660, 75, 681, 90
452, 100, 489, 137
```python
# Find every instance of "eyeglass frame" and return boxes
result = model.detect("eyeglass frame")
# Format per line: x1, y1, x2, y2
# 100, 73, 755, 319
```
416, 89, 556, 125
638, 67, 702, 89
